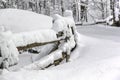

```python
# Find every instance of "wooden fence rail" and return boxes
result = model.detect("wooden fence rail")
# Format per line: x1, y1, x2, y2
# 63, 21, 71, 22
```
17, 39, 64, 51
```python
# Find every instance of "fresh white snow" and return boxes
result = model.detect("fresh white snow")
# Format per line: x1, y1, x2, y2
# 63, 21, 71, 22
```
1, 24, 120, 80
0, 1, 120, 80
0, 31, 19, 68
0, 9, 53, 33
0, 9, 58, 47
12, 29, 57, 47
0, 9, 59, 71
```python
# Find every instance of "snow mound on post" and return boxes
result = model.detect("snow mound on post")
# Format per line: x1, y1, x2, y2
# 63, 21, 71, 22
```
64, 10, 76, 28
0, 9, 53, 33
52, 10, 76, 34
52, 14, 67, 32
64, 10, 73, 17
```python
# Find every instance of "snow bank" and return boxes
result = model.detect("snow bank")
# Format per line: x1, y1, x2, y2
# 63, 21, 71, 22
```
0, 9, 53, 33
12, 29, 57, 47
2, 24, 120, 80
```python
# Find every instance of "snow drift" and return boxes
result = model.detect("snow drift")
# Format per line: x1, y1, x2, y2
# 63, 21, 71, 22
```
0, 9, 57, 47
0, 9, 53, 33
12, 29, 57, 47
1, 24, 120, 80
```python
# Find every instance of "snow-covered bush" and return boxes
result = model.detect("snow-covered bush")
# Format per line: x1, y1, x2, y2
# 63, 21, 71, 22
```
0, 30, 19, 69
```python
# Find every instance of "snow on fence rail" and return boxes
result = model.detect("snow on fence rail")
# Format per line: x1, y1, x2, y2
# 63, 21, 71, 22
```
0, 9, 57, 69
0, 29, 58, 69
17, 39, 61, 51
12, 29, 58, 51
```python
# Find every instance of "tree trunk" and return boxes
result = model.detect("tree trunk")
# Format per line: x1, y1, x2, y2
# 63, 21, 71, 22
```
61, 0, 64, 16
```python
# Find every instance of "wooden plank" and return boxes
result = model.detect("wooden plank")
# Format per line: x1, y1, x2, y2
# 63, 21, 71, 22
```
17, 39, 63, 51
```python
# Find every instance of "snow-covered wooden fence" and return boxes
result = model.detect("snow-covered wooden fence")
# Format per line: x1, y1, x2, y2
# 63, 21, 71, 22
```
0, 29, 59, 69
17, 39, 62, 51
0, 10, 77, 70
24, 10, 78, 70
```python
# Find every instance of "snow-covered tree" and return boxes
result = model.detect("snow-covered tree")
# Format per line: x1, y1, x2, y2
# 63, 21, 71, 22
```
110, 0, 120, 26
0, 0, 7, 8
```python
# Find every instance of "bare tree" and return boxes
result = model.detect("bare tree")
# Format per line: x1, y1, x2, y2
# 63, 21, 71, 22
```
110, 0, 120, 26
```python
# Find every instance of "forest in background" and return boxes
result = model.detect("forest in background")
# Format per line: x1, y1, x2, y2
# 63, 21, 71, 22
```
0, 0, 120, 26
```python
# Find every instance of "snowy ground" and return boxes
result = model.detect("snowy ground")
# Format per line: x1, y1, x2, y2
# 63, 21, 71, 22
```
1, 24, 120, 80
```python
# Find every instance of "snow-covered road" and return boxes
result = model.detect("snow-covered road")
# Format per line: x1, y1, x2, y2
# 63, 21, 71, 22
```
1, 24, 120, 80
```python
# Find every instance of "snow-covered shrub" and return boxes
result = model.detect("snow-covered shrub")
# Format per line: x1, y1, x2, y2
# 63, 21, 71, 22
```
0, 30, 19, 69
